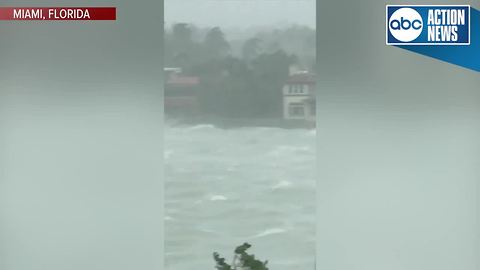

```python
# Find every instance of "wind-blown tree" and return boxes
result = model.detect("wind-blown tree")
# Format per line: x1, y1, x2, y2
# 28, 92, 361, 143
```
250, 50, 296, 117
204, 27, 231, 59
164, 23, 305, 119
171, 23, 193, 49
253, 25, 315, 71
190, 57, 228, 115
214, 243, 269, 270
167, 23, 211, 69
165, 23, 195, 68
192, 49, 296, 118
222, 56, 256, 117
242, 38, 263, 64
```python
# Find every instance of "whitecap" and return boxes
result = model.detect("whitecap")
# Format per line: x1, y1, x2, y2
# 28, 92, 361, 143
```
268, 145, 310, 156
209, 195, 228, 201
188, 124, 216, 131
251, 228, 287, 238
164, 150, 174, 159
272, 180, 292, 190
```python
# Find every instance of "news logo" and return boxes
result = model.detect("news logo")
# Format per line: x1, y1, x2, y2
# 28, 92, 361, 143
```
386, 5, 470, 45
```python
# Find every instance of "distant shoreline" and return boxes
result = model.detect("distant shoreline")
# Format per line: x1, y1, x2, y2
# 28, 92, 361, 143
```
166, 116, 316, 130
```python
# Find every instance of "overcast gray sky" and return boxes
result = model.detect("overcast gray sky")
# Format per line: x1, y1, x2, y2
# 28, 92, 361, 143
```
165, 0, 315, 29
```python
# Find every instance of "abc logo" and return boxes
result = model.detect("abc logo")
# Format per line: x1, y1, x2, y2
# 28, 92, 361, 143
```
389, 8, 423, 42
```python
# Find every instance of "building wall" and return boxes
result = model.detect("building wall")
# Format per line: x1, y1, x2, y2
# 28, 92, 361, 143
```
283, 95, 314, 120
283, 83, 314, 96
283, 84, 315, 121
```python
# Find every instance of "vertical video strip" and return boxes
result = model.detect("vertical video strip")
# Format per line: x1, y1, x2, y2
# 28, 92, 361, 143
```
164, 1, 316, 270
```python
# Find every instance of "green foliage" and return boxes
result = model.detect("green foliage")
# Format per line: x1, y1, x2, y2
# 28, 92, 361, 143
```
165, 23, 312, 118
204, 27, 231, 59
213, 252, 233, 270
242, 38, 262, 63
214, 243, 269, 270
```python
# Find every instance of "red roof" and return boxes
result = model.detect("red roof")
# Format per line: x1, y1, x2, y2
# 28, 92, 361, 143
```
167, 74, 199, 86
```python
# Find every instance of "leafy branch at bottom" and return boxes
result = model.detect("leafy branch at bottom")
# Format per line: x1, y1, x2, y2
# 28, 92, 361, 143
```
213, 243, 269, 270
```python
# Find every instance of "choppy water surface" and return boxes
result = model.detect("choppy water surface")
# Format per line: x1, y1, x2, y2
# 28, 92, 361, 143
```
165, 124, 315, 270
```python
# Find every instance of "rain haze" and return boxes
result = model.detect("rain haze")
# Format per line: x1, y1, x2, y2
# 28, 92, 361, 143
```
165, 0, 316, 29
1, 1, 163, 270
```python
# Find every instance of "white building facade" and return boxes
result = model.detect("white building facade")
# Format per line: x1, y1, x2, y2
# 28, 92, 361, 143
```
282, 72, 316, 121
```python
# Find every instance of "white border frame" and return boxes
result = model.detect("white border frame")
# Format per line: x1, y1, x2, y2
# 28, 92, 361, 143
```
386, 4, 471, 46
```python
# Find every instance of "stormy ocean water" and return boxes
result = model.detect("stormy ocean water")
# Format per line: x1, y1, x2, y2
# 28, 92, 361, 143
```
165, 123, 315, 270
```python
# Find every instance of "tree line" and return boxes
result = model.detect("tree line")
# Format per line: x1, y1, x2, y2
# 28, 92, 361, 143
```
165, 23, 315, 118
